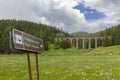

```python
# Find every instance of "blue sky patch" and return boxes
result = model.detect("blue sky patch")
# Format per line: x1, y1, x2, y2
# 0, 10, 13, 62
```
73, 3, 106, 21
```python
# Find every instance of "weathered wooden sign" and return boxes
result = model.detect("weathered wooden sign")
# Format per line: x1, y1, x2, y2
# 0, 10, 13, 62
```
10, 29, 43, 80
10, 29, 44, 53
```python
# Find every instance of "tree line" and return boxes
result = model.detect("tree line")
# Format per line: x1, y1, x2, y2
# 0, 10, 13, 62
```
58, 24, 120, 49
0, 19, 120, 54
91, 24, 120, 47
0, 19, 70, 54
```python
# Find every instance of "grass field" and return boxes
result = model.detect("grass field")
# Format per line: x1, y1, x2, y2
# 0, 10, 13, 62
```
1, 46, 120, 80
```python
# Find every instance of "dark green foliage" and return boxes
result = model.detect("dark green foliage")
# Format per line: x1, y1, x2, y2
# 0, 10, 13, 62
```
54, 33, 70, 49
91, 24, 120, 47
78, 39, 82, 49
84, 39, 89, 49
56, 33, 65, 38
97, 39, 103, 47
103, 37, 111, 47
54, 38, 61, 49
60, 40, 71, 49
48, 44, 55, 51
91, 39, 95, 48
0, 19, 69, 53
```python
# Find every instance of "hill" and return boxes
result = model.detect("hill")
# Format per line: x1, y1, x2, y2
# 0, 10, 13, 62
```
70, 24, 120, 48
0, 19, 70, 53
91, 24, 120, 46
91, 24, 120, 36
71, 31, 89, 37
89, 45, 120, 55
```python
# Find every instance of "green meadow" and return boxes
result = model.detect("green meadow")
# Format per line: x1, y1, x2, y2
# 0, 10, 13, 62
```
1, 46, 120, 80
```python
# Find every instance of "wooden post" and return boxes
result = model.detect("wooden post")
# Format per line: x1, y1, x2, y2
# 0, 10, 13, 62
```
27, 53, 32, 80
35, 53, 39, 80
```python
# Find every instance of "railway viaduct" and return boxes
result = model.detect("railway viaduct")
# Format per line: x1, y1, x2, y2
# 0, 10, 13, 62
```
61, 37, 111, 49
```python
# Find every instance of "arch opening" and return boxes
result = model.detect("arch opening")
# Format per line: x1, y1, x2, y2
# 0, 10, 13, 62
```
84, 39, 89, 49
72, 39, 77, 48
78, 39, 82, 49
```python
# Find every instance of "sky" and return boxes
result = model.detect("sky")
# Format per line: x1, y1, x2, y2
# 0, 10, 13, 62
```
0, 0, 120, 33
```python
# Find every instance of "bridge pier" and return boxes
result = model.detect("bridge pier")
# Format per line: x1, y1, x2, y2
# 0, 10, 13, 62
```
95, 38, 97, 48
88, 38, 91, 49
76, 39, 79, 49
82, 38, 85, 49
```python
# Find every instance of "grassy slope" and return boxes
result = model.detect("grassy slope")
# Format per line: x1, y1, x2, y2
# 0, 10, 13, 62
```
0, 46, 120, 80
90, 45, 120, 55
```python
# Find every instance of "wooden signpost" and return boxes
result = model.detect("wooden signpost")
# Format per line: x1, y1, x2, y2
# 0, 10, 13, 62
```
10, 29, 44, 80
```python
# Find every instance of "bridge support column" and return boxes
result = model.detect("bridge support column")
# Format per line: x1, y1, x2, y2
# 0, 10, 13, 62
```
95, 38, 97, 48
76, 39, 79, 49
89, 38, 91, 49
82, 38, 85, 48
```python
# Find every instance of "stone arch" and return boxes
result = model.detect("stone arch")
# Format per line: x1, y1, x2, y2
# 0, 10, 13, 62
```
72, 39, 77, 48
65, 39, 72, 48
91, 38, 95, 48
84, 38, 89, 49
64, 39, 71, 42
78, 39, 82, 49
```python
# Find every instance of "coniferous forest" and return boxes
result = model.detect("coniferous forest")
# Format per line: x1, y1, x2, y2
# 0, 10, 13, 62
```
91, 24, 120, 46
0, 19, 70, 53
0, 19, 120, 54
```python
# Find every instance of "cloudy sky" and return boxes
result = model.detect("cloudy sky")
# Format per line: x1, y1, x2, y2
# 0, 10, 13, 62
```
0, 0, 120, 33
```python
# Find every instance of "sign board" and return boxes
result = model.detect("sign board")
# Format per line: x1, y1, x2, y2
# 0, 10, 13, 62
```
10, 29, 44, 53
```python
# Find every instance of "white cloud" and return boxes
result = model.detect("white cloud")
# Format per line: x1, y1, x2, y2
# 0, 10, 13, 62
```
0, 0, 120, 33
31, 0, 86, 32
84, 0, 120, 32
0, 0, 30, 18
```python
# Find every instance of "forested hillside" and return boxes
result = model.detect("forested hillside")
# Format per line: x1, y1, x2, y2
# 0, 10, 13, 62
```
71, 31, 89, 37
0, 19, 69, 53
91, 24, 120, 46
0, 19, 120, 54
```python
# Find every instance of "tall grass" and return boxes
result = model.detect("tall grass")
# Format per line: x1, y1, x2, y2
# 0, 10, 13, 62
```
0, 46, 120, 80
